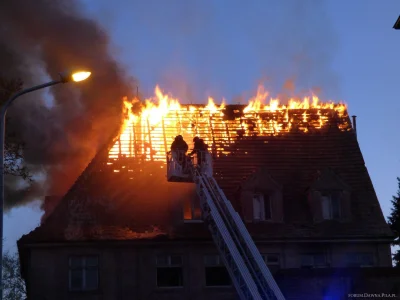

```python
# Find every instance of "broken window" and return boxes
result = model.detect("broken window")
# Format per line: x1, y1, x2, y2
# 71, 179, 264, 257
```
69, 256, 98, 291
156, 254, 183, 287
346, 253, 374, 267
204, 255, 231, 287
321, 192, 341, 220
253, 194, 272, 221
300, 253, 327, 268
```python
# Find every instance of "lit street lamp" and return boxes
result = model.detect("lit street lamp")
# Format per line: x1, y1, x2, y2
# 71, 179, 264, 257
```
394, 15, 400, 30
0, 70, 91, 300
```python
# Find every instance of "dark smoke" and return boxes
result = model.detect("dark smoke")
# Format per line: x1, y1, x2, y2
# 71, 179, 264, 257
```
0, 0, 134, 209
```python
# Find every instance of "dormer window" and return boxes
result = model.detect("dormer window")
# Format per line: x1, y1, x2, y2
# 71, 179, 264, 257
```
253, 194, 272, 221
321, 192, 341, 220
239, 167, 283, 223
308, 168, 352, 223
183, 197, 203, 223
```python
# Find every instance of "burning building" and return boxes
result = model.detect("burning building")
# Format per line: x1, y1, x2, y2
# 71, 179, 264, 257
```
18, 86, 399, 299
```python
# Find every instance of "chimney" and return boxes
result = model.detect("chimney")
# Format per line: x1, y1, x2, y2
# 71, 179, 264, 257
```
352, 115, 357, 136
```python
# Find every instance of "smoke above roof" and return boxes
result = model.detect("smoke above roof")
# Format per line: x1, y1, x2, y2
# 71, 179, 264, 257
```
0, 0, 340, 211
0, 0, 135, 209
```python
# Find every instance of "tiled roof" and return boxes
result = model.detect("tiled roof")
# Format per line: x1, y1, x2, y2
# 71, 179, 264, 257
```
18, 105, 393, 245
212, 131, 392, 237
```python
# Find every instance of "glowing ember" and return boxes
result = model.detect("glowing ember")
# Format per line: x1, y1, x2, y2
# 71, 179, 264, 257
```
108, 85, 349, 166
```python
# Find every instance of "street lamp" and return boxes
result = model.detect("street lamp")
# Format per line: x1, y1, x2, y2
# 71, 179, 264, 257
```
394, 15, 400, 30
0, 70, 91, 300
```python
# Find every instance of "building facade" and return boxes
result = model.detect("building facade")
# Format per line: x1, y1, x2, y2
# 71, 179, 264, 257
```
18, 104, 399, 299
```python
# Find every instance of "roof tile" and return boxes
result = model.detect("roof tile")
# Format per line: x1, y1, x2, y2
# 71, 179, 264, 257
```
18, 106, 393, 244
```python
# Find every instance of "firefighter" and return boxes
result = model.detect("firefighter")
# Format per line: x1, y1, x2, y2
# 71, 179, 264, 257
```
199, 138, 208, 151
170, 135, 188, 168
189, 136, 208, 167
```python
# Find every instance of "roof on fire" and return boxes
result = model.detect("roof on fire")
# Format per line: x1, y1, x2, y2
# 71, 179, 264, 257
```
17, 105, 393, 247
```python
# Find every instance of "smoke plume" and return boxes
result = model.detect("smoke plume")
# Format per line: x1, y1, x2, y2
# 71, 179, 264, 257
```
0, 0, 134, 209
0, 0, 340, 210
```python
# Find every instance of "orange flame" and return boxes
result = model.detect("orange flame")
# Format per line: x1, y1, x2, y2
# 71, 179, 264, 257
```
108, 85, 348, 166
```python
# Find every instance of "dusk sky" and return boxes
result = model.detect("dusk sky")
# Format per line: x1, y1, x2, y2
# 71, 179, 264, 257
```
4, 0, 400, 253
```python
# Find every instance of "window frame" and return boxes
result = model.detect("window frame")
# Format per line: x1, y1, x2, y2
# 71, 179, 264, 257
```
261, 254, 280, 266
183, 197, 203, 223
321, 192, 341, 220
300, 253, 328, 268
252, 193, 272, 221
345, 252, 374, 267
68, 255, 99, 292
156, 254, 184, 288
204, 254, 231, 287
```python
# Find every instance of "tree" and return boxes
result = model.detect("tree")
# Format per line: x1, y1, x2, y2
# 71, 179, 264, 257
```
388, 177, 400, 267
3, 251, 26, 300
0, 77, 31, 180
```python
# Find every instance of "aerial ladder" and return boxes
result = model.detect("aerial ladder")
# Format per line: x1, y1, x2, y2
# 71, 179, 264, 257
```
166, 150, 286, 300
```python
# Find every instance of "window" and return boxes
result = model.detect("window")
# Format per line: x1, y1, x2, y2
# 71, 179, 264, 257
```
253, 194, 272, 221
301, 254, 327, 268
204, 255, 231, 287
156, 255, 183, 287
183, 197, 203, 222
69, 256, 98, 291
262, 254, 280, 265
346, 253, 374, 267
261, 254, 280, 273
321, 192, 341, 220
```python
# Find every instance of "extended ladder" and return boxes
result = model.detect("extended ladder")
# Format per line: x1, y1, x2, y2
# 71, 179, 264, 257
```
166, 151, 286, 299
190, 156, 286, 300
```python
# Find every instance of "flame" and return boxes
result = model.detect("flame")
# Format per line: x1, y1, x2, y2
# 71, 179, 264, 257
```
243, 85, 269, 113
108, 85, 349, 168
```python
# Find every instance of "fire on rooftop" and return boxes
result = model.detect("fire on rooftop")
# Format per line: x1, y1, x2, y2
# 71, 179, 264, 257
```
107, 85, 351, 173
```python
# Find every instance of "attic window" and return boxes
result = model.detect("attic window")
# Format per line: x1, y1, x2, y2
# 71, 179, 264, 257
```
321, 192, 341, 220
253, 194, 272, 221
183, 197, 202, 222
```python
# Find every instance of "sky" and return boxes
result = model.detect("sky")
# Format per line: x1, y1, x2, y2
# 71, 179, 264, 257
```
4, 0, 400, 253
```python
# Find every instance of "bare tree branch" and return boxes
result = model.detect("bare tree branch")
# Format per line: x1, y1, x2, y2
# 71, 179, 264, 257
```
3, 251, 26, 300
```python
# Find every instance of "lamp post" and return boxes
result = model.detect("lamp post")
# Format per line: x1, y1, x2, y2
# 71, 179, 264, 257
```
0, 70, 91, 300
394, 15, 400, 30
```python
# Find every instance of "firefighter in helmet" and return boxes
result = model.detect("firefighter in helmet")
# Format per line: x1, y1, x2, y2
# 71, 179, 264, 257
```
171, 135, 189, 168
189, 136, 208, 167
